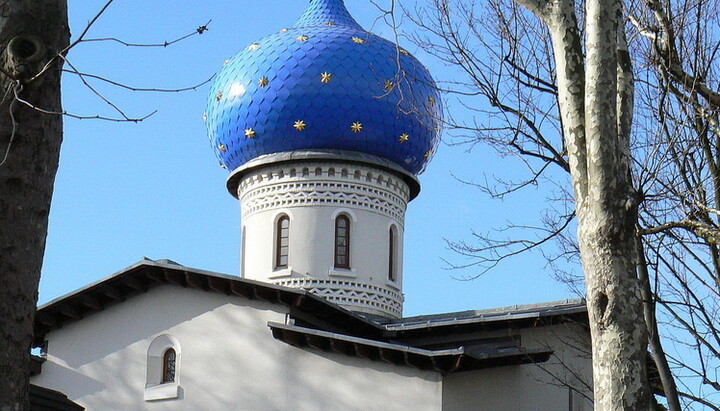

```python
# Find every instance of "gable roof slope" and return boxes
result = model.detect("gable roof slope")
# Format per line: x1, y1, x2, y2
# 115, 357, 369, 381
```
34, 259, 588, 347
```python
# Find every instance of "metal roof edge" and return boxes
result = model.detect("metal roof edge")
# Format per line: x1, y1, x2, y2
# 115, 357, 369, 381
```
269, 321, 464, 357
386, 298, 587, 331
269, 321, 554, 374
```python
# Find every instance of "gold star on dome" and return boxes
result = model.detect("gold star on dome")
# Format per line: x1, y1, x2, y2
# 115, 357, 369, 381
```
384, 80, 394, 92
352, 36, 365, 44
325, 21, 336, 26
424, 150, 432, 159
428, 96, 435, 107
258, 76, 269, 87
399, 48, 410, 56
399, 133, 409, 143
248, 43, 259, 51
202, 112, 207, 122
320, 72, 332, 84
216, 91, 223, 101
280, 28, 288, 32
218, 144, 227, 152
223, 59, 230, 65
293, 120, 306, 131
296, 35, 309, 42
245, 128, 256, 138
219, 162, 227, 169
351, 122, 363, 133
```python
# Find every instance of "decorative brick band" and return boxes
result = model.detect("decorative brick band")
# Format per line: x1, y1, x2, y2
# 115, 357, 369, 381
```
274, 278, 403, 318
237, 162, 410, 220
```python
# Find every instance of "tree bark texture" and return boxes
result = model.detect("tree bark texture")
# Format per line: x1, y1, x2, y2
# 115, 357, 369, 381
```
514, 0, 652, 408
0, 1, 69, 410
581, 1, 650, 408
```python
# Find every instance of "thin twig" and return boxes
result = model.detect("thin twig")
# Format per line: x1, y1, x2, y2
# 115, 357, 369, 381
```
82, 20, 211, 48
62, 70, 214, 93
61, 55, 132, 119
13, 85, 156, 122
28, 0, 118, 83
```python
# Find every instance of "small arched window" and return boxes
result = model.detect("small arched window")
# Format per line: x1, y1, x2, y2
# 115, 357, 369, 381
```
388, 226, 397, 281
162, 348, 176, 383
275, 215, 290, 269
334, 215, 350, 269
145, 335, 181, 401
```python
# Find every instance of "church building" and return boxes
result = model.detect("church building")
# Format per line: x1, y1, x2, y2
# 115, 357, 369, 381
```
30, 1, 593, 409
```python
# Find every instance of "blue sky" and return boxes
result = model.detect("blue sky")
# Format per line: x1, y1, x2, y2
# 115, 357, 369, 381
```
40, 0, 575, 316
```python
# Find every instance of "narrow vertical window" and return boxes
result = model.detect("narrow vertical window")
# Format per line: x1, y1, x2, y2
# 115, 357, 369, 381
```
275, 215, 290, 268
162, 348, 176, 383
388, 227, 396, 281
334, 215, 350, 269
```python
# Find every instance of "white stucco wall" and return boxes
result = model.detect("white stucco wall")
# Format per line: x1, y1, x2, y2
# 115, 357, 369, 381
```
441, 324, 594, 411
31, 285, 441, 411
237, 160, 410, 317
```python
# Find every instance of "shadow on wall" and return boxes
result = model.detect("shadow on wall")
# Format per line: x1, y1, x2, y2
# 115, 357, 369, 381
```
38, 360, 106, 401
38, 283, 443, 410
154, 297, 440, 410
442, 322, 594, 411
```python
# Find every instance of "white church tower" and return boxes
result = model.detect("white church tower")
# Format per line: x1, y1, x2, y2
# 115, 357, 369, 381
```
204, 0, 442, 318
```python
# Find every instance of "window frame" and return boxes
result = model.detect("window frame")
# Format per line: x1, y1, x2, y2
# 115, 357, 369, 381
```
275, 215, 290, 269
388, 226, 396, 281
334, 215, 351, 269
145, 334, 181, 401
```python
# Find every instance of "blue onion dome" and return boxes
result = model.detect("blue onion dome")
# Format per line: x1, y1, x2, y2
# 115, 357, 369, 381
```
204, 0, 442, 175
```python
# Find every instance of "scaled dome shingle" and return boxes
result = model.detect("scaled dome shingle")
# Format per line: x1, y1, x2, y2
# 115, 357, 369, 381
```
205, 0, 443, 175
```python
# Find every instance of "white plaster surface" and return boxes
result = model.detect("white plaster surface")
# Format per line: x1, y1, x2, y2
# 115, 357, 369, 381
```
237, 160, 409, 317
442, 324, 594, 411
32, 285, 441, 410
32, 284, 595, 410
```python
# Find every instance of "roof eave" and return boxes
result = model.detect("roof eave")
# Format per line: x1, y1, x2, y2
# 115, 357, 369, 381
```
33, 260, 383, 346
268, 322, 553, 374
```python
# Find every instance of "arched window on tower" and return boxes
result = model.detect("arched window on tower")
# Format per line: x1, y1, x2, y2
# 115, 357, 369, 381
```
334, 215, 350, 269
275, 215, 290, 269
388, 226, 397, 281
162, 348, 176, 383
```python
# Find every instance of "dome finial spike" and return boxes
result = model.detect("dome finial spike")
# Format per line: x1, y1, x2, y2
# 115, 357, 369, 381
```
293, 0, 363, 30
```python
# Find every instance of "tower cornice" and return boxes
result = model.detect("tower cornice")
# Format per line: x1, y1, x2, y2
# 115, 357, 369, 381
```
226, 149, 421, 201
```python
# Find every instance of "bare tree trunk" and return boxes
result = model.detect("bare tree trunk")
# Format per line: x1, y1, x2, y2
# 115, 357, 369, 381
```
578, 0, 649, 408
512, 0, 652, 407
577, 0, 650, 408
0, 1, 69, 410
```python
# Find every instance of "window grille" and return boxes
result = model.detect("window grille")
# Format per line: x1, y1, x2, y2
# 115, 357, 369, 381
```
162, 348, 176, 383
388, 226, 396, 281
334, 215, 350, 268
